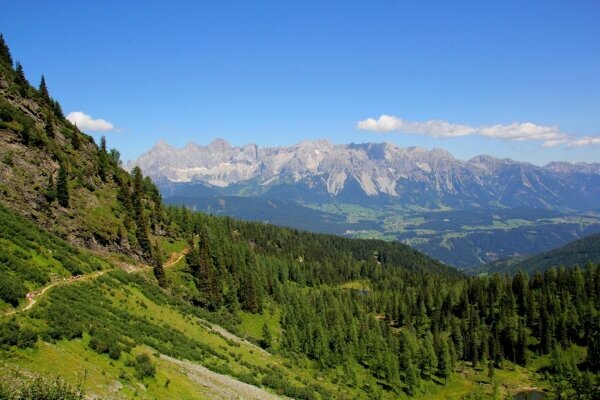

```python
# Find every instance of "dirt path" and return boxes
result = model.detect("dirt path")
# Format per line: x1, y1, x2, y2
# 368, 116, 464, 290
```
1, 249, 187, 317
165, 250, 187, 268
1, 270, 110, 317
160, 355, 282, 400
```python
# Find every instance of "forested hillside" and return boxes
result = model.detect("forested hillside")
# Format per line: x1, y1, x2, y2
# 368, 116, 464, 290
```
483, 233, 600, 275
1, 34, 599, 399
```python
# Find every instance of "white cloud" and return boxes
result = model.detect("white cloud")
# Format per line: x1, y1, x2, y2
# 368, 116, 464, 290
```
66, 111, 114, 131
567, 135, 600, 148
356, 115, 474, 137
356, 115, 576, 147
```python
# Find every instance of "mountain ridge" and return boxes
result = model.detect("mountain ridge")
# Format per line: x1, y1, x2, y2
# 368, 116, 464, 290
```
131, 138, 600, 212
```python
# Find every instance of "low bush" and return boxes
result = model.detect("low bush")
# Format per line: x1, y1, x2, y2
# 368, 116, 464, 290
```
134, 353, 156, 379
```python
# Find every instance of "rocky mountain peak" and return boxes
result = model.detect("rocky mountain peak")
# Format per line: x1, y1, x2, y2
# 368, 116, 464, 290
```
131, 139, 600, 211
208, 138, 232, 150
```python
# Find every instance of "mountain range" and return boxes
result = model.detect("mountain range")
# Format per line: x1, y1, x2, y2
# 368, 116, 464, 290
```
131, 138, 600, 212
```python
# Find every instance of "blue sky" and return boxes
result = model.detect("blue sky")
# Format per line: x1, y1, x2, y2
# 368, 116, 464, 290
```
2, 1, 600, 164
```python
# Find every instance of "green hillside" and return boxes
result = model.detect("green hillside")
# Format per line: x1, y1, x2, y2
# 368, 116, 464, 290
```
1, 35, 599, 399
482, 233, 600, 275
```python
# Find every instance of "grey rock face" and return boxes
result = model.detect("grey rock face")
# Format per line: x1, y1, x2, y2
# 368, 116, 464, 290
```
130, 139, 600, 211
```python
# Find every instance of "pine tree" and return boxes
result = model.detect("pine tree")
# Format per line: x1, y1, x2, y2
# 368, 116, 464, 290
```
0, 34, 13, 66
437, 338, 452, 382
56, 165, 69, 207
51, 99, 64, 119
39, 75, 50, 103
98, 139, 109, 181
71, 128, 81, 149
418, 333, 438, 380
239, 269, 259, 313
14, 62, 27, 86
224, 284, 240, 315
194, 231, 222, 310
587, 321, 600, 372
135, 212, 152, 256
131, 167, 151, 255
44, 174, 56, 203
45, 116, 54, 139
153, 242, 167, 288
260, 322, 272, 349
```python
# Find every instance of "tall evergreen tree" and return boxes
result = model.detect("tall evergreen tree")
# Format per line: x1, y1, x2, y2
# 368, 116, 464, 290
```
260, 322, 272, 349
437, 338, 452, 382
39, 75, 50, 103
191, 231, 223, 310
239, 269, 259, 313
152, 241, 167, 288
56, 165, 69, 207
44, 174, 56, 203
131, 167, 151, 255
44, 116, 54, 139
0, 34, 13, 66
71, 128, 81, 149
14, 62, 27, 86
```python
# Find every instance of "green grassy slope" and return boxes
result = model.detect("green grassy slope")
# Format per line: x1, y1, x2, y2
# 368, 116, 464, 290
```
0, 205, 110, 312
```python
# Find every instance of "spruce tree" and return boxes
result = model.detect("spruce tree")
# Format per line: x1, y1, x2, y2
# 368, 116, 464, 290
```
131, 167, 151, 256
437, 338, 452, 382
14, 62, 27, 86
200, 232, 222, 309
56, 165, 69, 207
239, 269, 259, 313
152, 241, 167, 287
0, 34, 13, 66
72, 128, 81, 149
260, 322, 272, 349
51, 99, 64, 119
45, 174, 56, 203
225, 284, 240, 315
45, 118, 54, 139
39, 75, 50, 103
135, 212, 152, 256
587, 322, 600, 372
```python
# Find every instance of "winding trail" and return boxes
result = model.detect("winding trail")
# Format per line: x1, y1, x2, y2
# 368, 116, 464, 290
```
1, 249, 187, 318
1, 247, 283, 399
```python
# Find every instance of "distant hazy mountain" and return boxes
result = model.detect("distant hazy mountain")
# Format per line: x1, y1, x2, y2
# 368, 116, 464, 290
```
131, 138, 600, 211
481, 232, 600, 275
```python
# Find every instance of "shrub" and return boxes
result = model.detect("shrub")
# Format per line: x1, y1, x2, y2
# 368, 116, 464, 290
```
0, 319, 19, 349
88, 327, 121, 360
0, 274, 26, 307
0, 370, 85, 400
0, 320, 37, 350
134, 353, 156, 379
16, 326, 38, 348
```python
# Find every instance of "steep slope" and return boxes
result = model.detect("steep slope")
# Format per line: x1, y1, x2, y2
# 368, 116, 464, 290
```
0, 56, 163, 262
483, 232, 600, 275
132, 139, 600, 211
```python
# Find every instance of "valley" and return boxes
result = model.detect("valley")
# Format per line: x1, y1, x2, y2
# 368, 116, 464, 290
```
162, 191, 600, 269
133, 139, 600, 269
